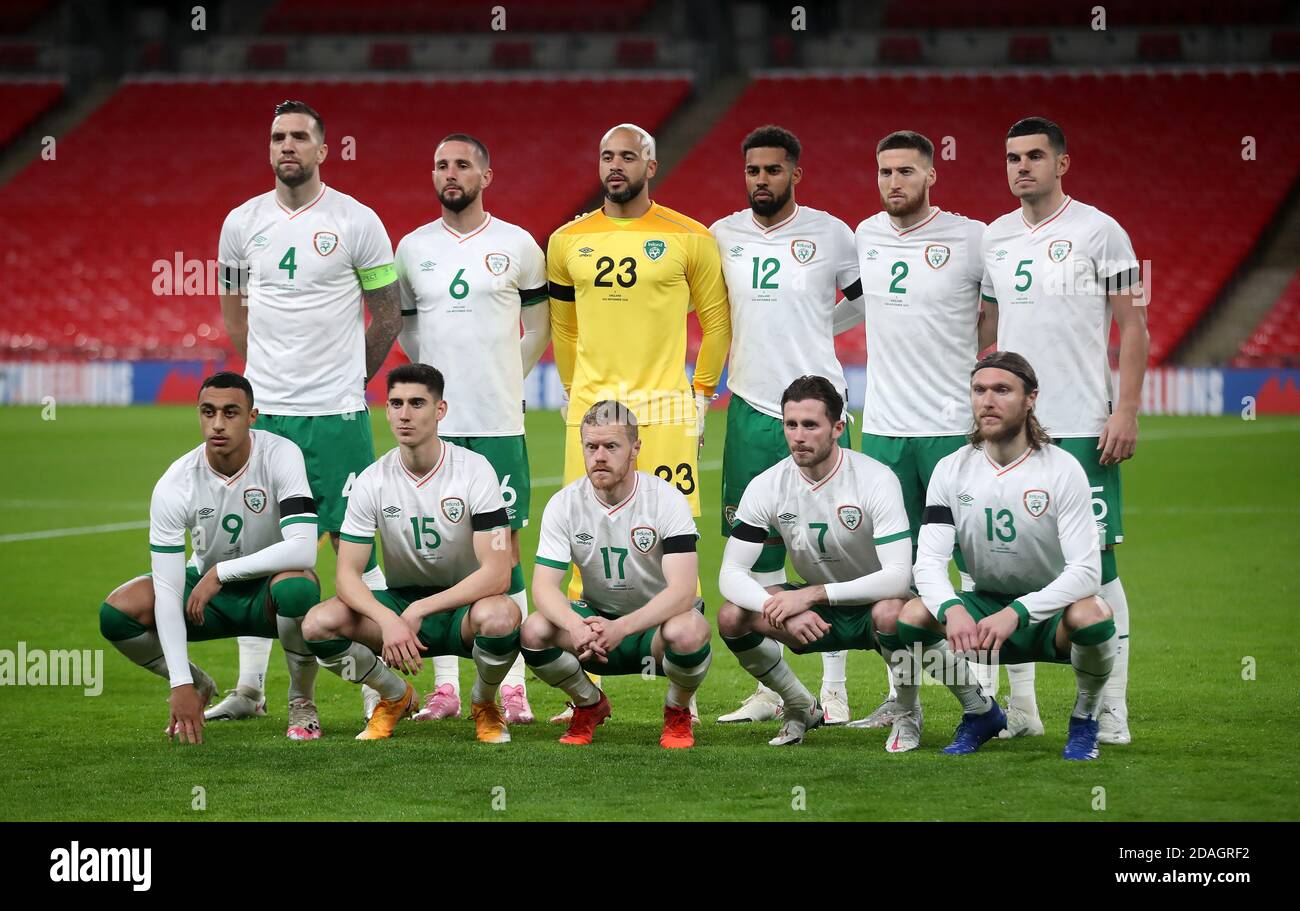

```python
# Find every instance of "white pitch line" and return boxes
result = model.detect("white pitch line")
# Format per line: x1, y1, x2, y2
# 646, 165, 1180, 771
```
1141, 422, 1300, 442
0, 520, 149, 544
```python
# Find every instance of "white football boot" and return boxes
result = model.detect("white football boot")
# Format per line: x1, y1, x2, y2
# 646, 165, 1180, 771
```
884, 705, 923, 753
717, 684, 783, 723
768, 700, 824, 746
847, 697, 903, 729
1097, 702, 1131, 745
997, 702, 1045, 738
820, 686, 850, 725
203, 684, 266, 721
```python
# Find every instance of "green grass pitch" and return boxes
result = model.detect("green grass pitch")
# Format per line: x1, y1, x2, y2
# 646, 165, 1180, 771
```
0, 406, 1297, 821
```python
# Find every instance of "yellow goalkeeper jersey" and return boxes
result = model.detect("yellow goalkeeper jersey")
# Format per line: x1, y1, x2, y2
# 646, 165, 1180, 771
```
547, 202, 732, 425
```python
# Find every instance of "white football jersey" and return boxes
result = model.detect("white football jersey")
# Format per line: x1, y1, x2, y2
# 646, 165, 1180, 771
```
981, 197, 1139, 437
916, 443, 1100, 623
340, 442, 508, 590
535, 471, 698, 616
149, 430, 317, 571
711, 206, 859, 418
218, 185, 396, 415
855, 208, 987, 435
733, 447, 910, 585
395, 214, 548, 436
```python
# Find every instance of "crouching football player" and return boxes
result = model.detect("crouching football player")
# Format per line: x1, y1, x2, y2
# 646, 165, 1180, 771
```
896, 351, 1116, 760
523, 401, 711, 749
717, 376, 914, 747
301, 364, 520, 742
98, 372, 322, 744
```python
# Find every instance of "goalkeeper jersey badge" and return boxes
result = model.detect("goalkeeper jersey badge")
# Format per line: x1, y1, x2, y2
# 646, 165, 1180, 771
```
313, 231, 339, 256
925, 244, 951, 269
643, 239, 666, 260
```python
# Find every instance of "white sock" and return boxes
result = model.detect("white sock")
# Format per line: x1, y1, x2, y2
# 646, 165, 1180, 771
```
528, 649, 600, 707
1100, 576, 1129, 711
663, 649, 712, 709
236, 636, 272, 696
820, 650, 847, 690
1071, 637, 1117, 719
969, 660, 999, 698
433, 655, 460, 693
319, 642, 406, 700
729, 636, 814, 713
361, 565, 387, 591
1006, 662, 1037, 712
924, 639, 991, 714
470, 642, 516, 704
109, 631, 210, 690
504, 588, 529, 688
883, 643, 920, 713
883, 663, 898, 701
275, 616, 318, 703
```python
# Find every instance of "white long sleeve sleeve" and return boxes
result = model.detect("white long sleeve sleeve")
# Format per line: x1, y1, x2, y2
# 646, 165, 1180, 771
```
718, 536, 771, 613
520, 300, 551, 377
150, 549, 193, 688
398, 311, 420, 362
915, 520, 961, 621
216, 520, 318, 583
832, 293, 866, 335
823, 536, 913, 606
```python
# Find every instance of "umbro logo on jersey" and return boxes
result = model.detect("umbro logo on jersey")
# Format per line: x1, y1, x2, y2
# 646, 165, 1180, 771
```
865, 249, 879, 260
643, 239, 666, 260
631, 525, 658, 554
728, 245, 744, 259
574, 532, 594, 545
198, 507, 215, 518
441, 497, 465, 524
313, 231, 339, 256
790, 240, 816, 264
778, 512, 798, 524
419, 260, 436, 271
1048, 239, 1072, 263
252, 234, 268, 248
1023, 489, 1050, 517
578, 247, 594, 257
957, 493, 974, 507
243, 488, 267, 514
837, 505, 863, 530
485, 253, 510, 276
995, 249, 1008, 261
925, 243, 951, 269
383, 505, 402, 518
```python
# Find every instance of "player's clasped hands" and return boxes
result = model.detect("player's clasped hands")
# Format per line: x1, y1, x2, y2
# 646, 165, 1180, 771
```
185, 565, 223, 626
976, 608, 1021, 653
569, 617, 608, 664
761, 588, 814, 628
167, 684, 206, 745
782, 611, 830, 646
583, 614, 628, 659
944, 605, 980, 655
381, 615, 427, 674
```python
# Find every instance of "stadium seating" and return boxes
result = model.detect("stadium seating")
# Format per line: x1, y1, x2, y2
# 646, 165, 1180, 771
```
0, 81, 61, 147
655, 70, 1300, 366
1233, 270, 1300, 368
0, 0, 55, 35
262, 0, 656, 34
882, 0, 1288, 29
0, 76, 690, 360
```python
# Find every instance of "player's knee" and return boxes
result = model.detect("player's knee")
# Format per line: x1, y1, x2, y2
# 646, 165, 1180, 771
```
103, 576, 152, 622
899, 597, 929, 628
519, 611, 554, 651
269, 573, 322, 619
663, 610, 711, 654
716, 601, 748, 638
1066, 595, 1110, 629
301, 598, 342, 641
472, 595, 520, 638
871, 598, 905, 634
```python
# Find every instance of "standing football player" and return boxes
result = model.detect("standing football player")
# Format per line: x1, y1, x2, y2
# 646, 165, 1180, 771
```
98, 372, 322, 743
896, 351, 1116, 761
835, 130, 998, 727
301, 364, 519, 742
710, 125, 865, 726
980, 117, 1146, 744
395, 133, 549, 725
523, 401, 711, 749
717, 376, 913, 747
217, 100, 401, 722
546, 123, 731, 721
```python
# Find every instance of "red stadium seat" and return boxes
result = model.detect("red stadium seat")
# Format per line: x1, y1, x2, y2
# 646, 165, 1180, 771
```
1233, 271, 1300, 368
0, 81, 61, 148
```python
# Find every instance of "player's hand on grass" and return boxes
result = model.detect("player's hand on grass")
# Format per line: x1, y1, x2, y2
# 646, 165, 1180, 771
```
380, 616, 427, 675
783, 610, 830, 646
1098, 409, 1138, 465
185, 566, 223, 626
976, 607, 1020, 653
944, 605, 979, 655
761, 588, 814, 628
168, 684, 206, 745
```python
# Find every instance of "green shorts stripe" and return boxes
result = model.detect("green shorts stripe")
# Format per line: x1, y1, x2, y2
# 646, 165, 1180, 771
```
441, 434, 530, 529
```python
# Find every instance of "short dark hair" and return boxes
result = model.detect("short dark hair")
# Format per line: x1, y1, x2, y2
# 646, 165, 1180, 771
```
742, 124, 801, 164
437, 133, 490, 168
273, 100, 325, 142
968, 351, 1052, 449
780, 375, 843, 423
199, 371, 254, 408
387, 363, 445, 399
1007, 116, 1066, 155
877, 130, 934, 162
580, 400, 639, 443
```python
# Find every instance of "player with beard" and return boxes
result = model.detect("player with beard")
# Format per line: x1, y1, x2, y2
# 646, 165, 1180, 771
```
709, 125, 866, 726
216, 100, 401, 730
393, 134, 549, 726
895, 351, 1116, 761
834, 130, 1000, 727
545, 123, 731, 722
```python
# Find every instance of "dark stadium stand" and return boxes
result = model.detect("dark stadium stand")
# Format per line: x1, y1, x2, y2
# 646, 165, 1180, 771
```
262, 0, 657, 34
0, 76, 690, 360
0, 0, 55, 35
0, 81, 61, 147
655, 69, 1300, 366
1234, 270, 1300, 367
882, 0, 1288, 29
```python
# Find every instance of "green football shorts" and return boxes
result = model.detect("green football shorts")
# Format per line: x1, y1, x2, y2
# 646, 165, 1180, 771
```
941, 590, 1065, 665
256, 410, 376, 534
371, 586, 473, 658
1054, 436, 1123, 546
440, 434, 530, 530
